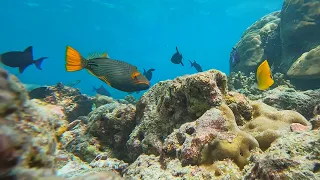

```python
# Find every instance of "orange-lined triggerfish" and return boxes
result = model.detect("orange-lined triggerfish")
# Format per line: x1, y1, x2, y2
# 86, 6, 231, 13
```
256, 60, 274, 90
65, 46, 150, 93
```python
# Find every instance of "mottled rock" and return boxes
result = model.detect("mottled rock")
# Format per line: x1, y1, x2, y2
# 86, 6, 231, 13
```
258, 87, 320, 119
124, 154, 242, 180
163, 104, 258, 169
87, 102, 136, 161
281, 0, 320, 73
287, 45, 320, 79
28, 82, 93, 121
244, 130, 320, 179
242, 101, 311, 151
127, 70, 227, 160
230, 11, 281, 74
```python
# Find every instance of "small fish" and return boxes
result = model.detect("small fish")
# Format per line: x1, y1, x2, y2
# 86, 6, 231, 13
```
0, 46, 48, 73
189, 60, 203, 72
66, 80, 81, 87
92, 85, 111, 96
28, 86, 50, 99
230, 47, 240, 67
171, 46, 184, 66
65, 46, 150, 93
256, 60, 274, 90
143, 68, 155, 81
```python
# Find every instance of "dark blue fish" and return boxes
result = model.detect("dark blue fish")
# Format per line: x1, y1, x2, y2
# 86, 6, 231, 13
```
0, 46, 48, 73
230, 47, 240, 67
143, 68, 155, 81
92, 85, 111, 96
171, 46, 184, 66
189, 60, 203, 72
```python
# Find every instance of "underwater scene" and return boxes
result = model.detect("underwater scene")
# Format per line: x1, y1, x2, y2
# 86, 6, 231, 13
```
0, 0, 320, 179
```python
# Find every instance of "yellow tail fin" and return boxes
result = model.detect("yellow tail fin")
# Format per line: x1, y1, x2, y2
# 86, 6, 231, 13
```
65, 46, 85, 72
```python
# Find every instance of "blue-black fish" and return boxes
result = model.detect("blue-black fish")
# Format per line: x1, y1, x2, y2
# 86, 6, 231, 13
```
189, 60, 203, 72
0, 46, 48, 73
65, 46, 150, 93
92, 85, 111, 96
230, 47, 240, 67
143, 68, 155, 81
171, 46, 184, 66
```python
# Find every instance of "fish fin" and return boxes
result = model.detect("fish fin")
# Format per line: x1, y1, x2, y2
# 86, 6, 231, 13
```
175, 46, 179, 53
33, 57, 48, 70
181, 61, 184, 66
143, 68, 146, 74
98, 76, 111, 86
150, 68, 155, 71
19, 65, 28, 74
92, 85, 97, 92
24, 46, 33, 54
189, 60, 193, 67
131, 72, 140, 79
65, 46, 85, 72
87, 69, 96, 76
87, 52, 109, 59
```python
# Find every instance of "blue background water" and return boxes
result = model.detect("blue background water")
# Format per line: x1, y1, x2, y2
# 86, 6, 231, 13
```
0, 0, 282, 99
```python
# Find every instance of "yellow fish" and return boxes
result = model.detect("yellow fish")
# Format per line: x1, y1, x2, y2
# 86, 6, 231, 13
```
256, 60, 274, 90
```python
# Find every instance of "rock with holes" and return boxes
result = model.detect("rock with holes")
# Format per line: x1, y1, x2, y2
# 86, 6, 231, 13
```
162, 104, 259, 169
126, 70, 228, 161
28, 82, 93, 122
0, 68, 69, 179
244, 129, 320, 179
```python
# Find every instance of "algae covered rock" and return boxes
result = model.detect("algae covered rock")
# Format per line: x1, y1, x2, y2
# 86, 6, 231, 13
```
0, 68, 69, 179
244, 130, 320, 179
127, 70, 228, 160
287, 45, 320, 79
28, 82, 93, 121
162, 104, 258, 169
230, 11, 281, 74
242, 101, 310, 151
258, 86, 320, 119
281, 0, 320, 72
124, 154, 242, 180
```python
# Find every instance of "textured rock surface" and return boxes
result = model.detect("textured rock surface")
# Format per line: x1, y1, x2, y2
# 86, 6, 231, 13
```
287, 45, 320, 79
242, 101, 311, 151
28, 83, 93, 122
230, 11, 281, 74
244, 130, 320, 179
124, 154, 242, 180
258, 87, 320, 119
281, 0, 320, 72
162, 104, 258, 169
127, 70, 228, 160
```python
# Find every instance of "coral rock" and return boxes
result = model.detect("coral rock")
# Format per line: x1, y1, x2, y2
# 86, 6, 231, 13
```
127, 70, 228, 161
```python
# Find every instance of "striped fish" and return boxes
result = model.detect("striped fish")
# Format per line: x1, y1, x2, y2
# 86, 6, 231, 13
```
65, 46, 150, 93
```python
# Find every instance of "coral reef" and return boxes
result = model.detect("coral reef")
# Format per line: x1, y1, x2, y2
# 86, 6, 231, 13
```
242, 101, 310, 151
230, 11, 281, 74
244, 130, 320, 179
127, 70, 228, 160
231, 0, 320, 89
28, 82, 93, 122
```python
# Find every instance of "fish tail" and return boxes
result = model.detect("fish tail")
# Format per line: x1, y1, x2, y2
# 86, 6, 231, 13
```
92, 85, 97, 92
65, 46, 86, 72
33, 57, 48, 70
181, 61, 184, 66
189, 60, 193, 67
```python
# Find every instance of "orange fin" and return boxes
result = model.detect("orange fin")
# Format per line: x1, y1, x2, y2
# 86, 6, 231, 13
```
131, 71, 140, 79
87, 52, 110, 60
65, 46, 84, 72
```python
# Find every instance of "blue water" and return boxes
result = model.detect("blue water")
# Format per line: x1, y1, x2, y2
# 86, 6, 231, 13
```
0, 0, 282, 99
